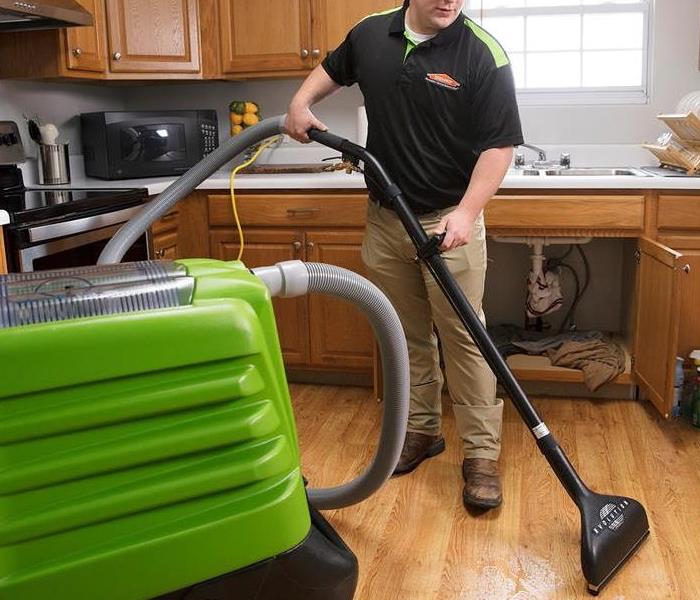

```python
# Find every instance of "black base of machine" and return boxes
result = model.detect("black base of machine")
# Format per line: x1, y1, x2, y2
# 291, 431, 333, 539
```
154, 504, 358, 600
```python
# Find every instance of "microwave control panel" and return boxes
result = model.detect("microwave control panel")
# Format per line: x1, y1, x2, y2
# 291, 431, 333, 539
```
198, 111, 219, 157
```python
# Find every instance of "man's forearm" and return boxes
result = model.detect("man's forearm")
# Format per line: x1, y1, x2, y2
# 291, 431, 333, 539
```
458, 146, 513, 218
289, 65, 341, 110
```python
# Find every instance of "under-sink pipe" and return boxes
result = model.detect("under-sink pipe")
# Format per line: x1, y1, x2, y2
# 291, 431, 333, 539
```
491, 236, 592, 278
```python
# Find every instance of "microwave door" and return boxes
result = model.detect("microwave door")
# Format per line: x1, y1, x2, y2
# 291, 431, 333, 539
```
121, 123, 187, 162
108, 118, 198, 177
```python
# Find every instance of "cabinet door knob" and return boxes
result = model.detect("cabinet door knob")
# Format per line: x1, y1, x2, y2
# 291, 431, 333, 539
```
113, 52, 122, 61
683, 264, 691, 274
292, 240, 302, 251
311, 48, 321, 58
306, 242, 315, 250
300, 48, 309, 58
72, 47, 82, 57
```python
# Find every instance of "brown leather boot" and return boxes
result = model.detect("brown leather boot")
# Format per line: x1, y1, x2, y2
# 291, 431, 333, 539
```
392, 432, 445, 476
462, 458, 502, 509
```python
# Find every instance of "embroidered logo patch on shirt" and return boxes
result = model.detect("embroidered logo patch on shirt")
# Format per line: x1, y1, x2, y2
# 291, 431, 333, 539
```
425, 73, 461, 90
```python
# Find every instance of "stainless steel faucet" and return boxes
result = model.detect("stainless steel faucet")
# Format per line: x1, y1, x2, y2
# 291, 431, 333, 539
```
514, 144, 571, 169
518, 143, 547, 162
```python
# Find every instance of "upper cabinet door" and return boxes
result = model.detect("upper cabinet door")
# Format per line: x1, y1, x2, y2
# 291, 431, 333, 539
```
63, 0, 107, 73
219, 0, 313, 73
633, 237, 684, 418
313, 0, 400, 61
105, 0, 201, 73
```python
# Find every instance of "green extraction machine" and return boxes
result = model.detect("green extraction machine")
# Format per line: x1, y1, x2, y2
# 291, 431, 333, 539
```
0, 115, 410, 600
0, 256, 409, 600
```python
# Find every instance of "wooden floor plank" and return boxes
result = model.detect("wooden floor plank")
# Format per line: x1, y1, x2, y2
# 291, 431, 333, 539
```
290, 385, 700, 600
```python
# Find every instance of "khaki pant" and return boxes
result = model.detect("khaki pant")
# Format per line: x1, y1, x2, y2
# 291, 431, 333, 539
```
361, 200, 503, 460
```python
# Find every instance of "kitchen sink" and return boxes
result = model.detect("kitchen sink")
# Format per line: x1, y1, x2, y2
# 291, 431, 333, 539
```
543, 167, 651, 177
507, 168, 541, 176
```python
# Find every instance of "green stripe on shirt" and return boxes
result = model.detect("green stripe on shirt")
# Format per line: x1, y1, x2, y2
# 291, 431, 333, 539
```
464, 17, 509, 68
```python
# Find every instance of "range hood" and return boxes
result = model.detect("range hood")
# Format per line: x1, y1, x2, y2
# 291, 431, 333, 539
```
0, 0, 92, 31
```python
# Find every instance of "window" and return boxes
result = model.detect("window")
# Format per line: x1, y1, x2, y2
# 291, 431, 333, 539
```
463, 0, 652, 105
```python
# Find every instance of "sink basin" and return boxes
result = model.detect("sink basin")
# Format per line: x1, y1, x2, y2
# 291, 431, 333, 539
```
543, 167, 650, 177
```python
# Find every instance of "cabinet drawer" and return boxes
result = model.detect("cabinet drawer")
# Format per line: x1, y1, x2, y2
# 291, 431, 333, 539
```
208, 193, 368, 227
485, 194, 645, 231
151, 210, 179, 235
657, 195, 700, 230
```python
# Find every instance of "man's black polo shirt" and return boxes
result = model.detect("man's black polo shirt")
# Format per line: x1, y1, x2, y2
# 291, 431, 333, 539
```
322, 7, 524, 212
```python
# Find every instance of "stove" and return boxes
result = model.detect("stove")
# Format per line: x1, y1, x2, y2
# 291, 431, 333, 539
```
1, 121, 150, 272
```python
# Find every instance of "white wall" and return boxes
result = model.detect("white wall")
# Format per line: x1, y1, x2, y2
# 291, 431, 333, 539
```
0, 80, 127, 157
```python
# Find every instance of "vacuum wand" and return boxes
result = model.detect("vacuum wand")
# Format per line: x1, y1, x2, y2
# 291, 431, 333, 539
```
308, 127, 649, 595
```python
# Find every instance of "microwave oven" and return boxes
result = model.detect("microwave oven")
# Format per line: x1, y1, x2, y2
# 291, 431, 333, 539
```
81, 110, 219, 180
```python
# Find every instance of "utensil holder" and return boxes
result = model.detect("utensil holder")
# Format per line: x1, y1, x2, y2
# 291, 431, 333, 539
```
38, 143, 70, 185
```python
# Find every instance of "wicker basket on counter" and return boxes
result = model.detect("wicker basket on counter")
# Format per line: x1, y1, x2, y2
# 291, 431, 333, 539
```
643, 112, 700, 175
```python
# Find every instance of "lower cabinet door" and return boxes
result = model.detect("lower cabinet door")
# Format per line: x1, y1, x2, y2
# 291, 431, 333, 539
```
634, 237, 684, 417
305, 230, 374, 370
209, 228, 309, 366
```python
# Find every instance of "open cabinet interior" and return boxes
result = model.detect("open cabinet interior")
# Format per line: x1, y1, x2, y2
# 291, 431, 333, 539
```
483, 237, 638, 396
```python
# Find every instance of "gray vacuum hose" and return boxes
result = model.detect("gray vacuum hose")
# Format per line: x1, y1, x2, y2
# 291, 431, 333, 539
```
98, 115, 286, 265
96, 114, 410, 509
254, 261, 409, 510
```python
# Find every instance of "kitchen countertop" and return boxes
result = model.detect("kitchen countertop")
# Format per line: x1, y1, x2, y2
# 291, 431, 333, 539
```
34, 166, 700, 196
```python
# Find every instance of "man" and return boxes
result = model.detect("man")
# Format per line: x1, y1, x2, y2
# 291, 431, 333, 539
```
285, 0, 523, 509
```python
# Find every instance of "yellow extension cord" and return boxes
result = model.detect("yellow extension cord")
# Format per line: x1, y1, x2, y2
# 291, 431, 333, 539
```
229, 136, 282, 261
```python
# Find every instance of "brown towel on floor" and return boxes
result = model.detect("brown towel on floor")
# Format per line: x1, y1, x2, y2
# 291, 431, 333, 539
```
546, 338, 626, 391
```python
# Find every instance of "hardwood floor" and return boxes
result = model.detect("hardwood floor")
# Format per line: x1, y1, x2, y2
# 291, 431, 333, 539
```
290, 384, 700, 600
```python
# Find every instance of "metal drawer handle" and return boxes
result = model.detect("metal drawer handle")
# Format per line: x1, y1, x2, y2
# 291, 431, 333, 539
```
287, 207, 320, 215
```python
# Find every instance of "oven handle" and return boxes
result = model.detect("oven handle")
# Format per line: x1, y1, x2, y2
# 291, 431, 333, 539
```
98, 115, 286, 265
26, 205, 143, 243
19, 223, 147, 272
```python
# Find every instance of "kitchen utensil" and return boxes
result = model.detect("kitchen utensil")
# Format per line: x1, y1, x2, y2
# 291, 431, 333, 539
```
27, 119, 41, 144
39, 123, 60, 145
38, 143, 70, 185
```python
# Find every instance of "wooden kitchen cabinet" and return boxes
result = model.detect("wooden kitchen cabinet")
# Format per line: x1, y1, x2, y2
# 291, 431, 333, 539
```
217, 0, 400, 77
634, 192, 700, 417
0, 0, 214, 80
64, 0, 108, 73
149, 192, 209, 260
210, 227, 310, 365
208, 192, 373, 372
305, 229, 374, 369
151, 209, 181, 260
104, 0, 200, 74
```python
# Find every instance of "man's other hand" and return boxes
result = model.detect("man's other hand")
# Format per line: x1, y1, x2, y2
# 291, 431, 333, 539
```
434, 206, 478, 251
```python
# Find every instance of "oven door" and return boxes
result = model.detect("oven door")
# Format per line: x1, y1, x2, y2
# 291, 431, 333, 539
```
106, 115, 201, 179
14, 223, 150, 272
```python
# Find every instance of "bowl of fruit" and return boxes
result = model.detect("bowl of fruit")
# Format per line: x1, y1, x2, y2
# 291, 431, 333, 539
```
229, 101, 260, 136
